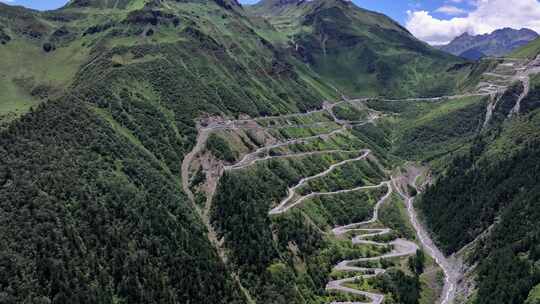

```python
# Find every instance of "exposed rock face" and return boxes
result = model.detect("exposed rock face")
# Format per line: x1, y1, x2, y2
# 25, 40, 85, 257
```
437, 28, 539, 60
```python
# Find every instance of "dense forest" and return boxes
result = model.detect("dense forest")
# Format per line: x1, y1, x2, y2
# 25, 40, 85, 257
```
0, 100, 244, 303
211, 156, 355, 303
0, 0, 337, 302
418, 108, 540, 303
211, 151, 428, 303
3, 0, 537, 303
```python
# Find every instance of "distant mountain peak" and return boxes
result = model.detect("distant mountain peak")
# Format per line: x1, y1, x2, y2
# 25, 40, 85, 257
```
452, 32, 473, 42
437, 27, 539, 60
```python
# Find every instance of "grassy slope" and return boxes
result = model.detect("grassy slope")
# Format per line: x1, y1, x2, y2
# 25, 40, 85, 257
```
249, 0, 472, 98
0, 0, 337, 123
363, 95, 488, 166
510, 37, 540, 59
0, 4, 77, 122
0, 1, 150, 123
526, 284, 540, 304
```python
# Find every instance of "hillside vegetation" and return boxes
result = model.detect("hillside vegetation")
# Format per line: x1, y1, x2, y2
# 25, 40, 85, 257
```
249, 0, 471, 98
0, 0, 339, 302
415, 51, 540, 303
0, 0, 529, 304
511, 37, 540, 59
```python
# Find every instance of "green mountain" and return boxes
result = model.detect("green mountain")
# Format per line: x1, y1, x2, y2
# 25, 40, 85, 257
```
249, 0, 470, 97
0, 1, 339, 302
3, 1, 539, 304
414, 60, 540, 303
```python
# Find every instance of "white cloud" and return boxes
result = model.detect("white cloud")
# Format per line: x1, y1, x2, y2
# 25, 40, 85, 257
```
406, 0, 540, 45
435, 5, 467, 16
0, 0, 15, 2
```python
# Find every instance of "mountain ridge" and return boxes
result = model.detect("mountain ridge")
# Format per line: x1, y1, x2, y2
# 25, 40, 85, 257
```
0, 1, 340, 302
1, 1, 526, 304
437, 27, 539, 60
249, 0, 470, 97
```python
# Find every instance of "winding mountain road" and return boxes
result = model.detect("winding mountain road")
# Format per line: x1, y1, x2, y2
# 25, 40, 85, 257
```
376, 92, 490, 103
269, 149, 370, 214
268, 164, 425, 304
225, 149, 357, 171
326, 182, 419, 304
179, 82, 517, 303
261, 152, 463, 304
480, 55, 540, 124
225, 127, 347, 171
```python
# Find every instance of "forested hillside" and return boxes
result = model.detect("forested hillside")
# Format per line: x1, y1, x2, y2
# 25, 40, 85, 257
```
418, 110, 540, 304
0, 0, 338, 302
0, 99, 245, 304
0, 0, 528, 303
416, 54, 540, 303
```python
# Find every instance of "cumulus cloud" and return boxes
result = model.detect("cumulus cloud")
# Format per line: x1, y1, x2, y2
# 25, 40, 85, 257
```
435, 5, 467, 16
406, 0, 540, 45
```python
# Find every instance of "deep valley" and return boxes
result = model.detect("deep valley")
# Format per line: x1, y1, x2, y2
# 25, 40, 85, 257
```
2, 1, 540, 304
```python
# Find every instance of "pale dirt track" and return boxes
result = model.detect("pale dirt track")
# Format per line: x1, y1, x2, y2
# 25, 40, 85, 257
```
325, 182, 419, 304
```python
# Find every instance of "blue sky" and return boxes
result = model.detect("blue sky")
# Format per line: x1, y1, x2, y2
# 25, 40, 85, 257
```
0, 0, 471, 24
239, 0, 474, 26
3, 0, 540, 45
0, 0, 68, 11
